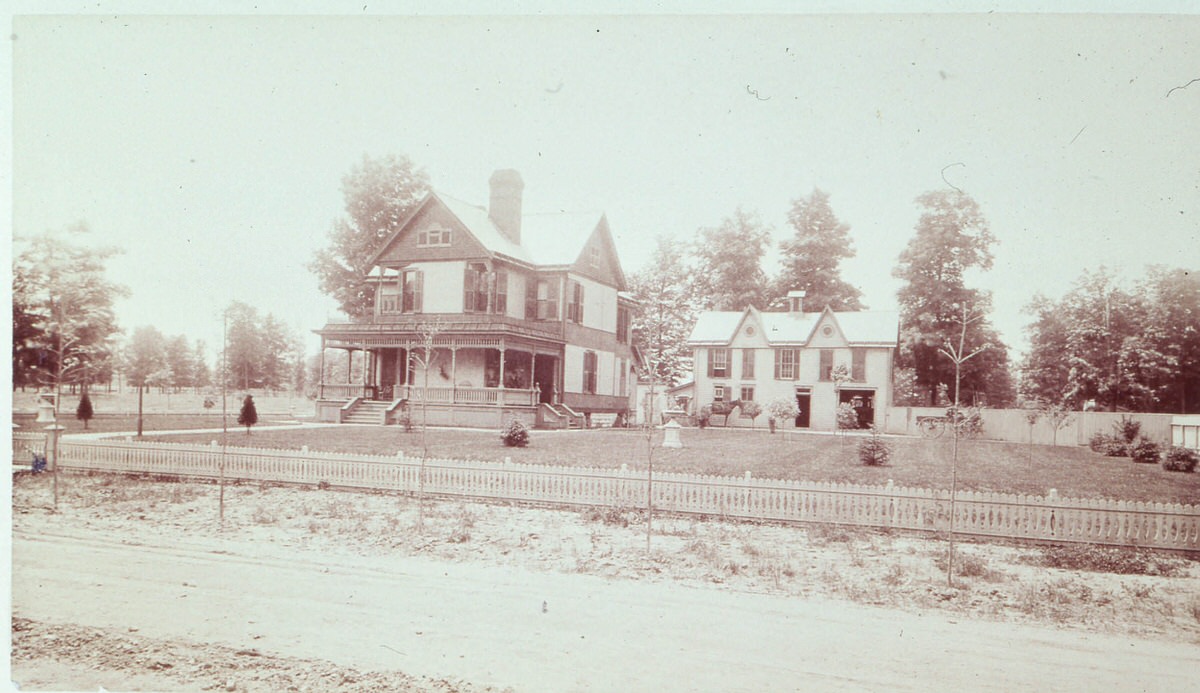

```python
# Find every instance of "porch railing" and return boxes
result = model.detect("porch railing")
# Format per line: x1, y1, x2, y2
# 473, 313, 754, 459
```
319, 384, 376, 400
398, 384, 539, 407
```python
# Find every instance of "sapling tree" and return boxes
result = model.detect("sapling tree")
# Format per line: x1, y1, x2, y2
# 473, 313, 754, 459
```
410, 318, 445, 532
765, 396, 799, 434
1040, 402, 1074, 447
1022, 407, 1041, 463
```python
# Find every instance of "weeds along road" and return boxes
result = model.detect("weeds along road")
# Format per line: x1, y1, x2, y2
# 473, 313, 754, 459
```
13, 529, 1199, 693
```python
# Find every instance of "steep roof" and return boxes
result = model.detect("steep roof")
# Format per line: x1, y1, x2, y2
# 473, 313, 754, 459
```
688, 306, 899, 346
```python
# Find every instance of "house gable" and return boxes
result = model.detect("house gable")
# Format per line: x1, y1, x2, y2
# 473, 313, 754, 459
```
805, 309, 849, 348
370, 195, 493, 268
570, 216, 628, 290
729, 308, 769, 349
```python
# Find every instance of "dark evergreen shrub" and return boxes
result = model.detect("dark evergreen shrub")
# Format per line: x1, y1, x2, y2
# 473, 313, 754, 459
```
76, 392, 94, 429
1162, 446, 1199, 473
238, 395, 258, 433
501, 417, 530, 447
1129, 438, 1162, 464
857, 427, 892, 466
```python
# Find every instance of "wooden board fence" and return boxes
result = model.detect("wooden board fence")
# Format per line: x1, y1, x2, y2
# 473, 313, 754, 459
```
56, 439, 1200, 551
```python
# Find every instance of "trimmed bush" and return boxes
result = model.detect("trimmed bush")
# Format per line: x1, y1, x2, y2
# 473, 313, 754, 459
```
1129, 438, 1162, 464
75, 392, 94, 429
765, 396, 800, 432
1162, 446, 1199, 473
1089, 432, 1128, 457
835, 403, 859, 430
501, 418, 530, 447
857, 427, 892, 466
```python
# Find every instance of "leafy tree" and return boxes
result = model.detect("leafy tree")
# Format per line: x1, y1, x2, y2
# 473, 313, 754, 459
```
164, 334, 193, 392
75, 390, 94, 429
765, 396, 799, 432
1018, 294, 1072, 406
238, 394, 258, 434
691, 207, 772, 311
13, 223, 127, 408
125, 326, 168, 392
894, 190, 1008, 405
773, 188, 863, 311
259, 315, 295, 392
309, 154, 431, 317
191, 340, 212, 392
225, 302, 264, 390
628, 235, 697, 386
1137, 265, 1200, 413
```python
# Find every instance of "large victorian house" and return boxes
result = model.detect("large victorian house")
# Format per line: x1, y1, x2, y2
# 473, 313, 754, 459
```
687, 291, 899, 431
314, 170, 637, 428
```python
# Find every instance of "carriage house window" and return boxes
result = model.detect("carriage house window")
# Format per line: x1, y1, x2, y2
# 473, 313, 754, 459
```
819, 349, 834, 381
417, 227, 452, 247
740, 386, 755, 402
582, 350, 598, 394
741, 349, 755, 379
774, 348, 798, 380
707, 348, 730, 378
566, 280, 585, 323
401, 270, 423, 313
851, 348, 867, 381
713, 384, 725, 403
526, 278, 560, 320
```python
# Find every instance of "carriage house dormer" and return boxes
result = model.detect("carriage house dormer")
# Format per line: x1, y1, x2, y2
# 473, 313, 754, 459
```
314, 170, 638, 429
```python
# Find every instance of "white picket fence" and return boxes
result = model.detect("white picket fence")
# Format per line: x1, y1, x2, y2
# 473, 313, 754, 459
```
12, 432, 48, 465
56, 439, 1200, 551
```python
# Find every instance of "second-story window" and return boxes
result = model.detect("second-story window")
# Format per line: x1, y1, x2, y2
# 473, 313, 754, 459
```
852, 348, 866, 381
774, 348, 798, 380
465, 265, 508, 314
616, 306, 631, 344
742, 349, 755, 379
401, 269, 423, 313
707, 348, 730, 378
819, 349, 834, 381
566, 280, 585, 323
526, 278, 559, 320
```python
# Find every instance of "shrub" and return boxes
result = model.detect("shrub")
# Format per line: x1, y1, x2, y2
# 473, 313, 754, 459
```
857, 426, 893, 466
765, 396, 800, 425
738, 400, 762, 426
1113, 415, 1142, 444
1162, 446, 1199, 473
1089, 432, 1128, 457
1028, 544, 1187, 576
500, 418, 530, 447
1129, 438, 1162, 464
835, 403, 859, 430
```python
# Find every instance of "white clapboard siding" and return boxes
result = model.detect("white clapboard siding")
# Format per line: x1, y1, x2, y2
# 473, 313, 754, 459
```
56, 440, 1200, 550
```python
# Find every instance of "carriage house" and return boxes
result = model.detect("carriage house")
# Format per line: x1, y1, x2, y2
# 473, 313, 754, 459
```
687, 291, 899, 431
314, 170, 638, 429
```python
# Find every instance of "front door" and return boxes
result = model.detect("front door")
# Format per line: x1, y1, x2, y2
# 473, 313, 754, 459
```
378, 350, 397, 400
795, 391, 811, 428
534, 355, 557, 404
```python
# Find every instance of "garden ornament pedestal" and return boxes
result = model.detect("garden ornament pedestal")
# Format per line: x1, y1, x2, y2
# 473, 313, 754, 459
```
662, 419, 683, 449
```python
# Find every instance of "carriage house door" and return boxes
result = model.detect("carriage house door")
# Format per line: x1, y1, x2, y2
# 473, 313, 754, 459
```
795, 388, 811, 428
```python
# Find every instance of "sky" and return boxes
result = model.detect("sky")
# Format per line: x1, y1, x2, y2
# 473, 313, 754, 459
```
7, 6, 1199, 368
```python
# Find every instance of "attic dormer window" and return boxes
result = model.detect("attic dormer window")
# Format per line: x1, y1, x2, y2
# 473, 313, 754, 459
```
418, 226, 452, 247
588, 245, 600, 269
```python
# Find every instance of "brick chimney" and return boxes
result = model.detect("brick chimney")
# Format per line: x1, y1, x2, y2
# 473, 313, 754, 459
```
488, 169, 524, 244
786, 290, 806, 314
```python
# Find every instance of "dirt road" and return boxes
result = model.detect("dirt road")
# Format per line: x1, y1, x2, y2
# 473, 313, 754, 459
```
12, 528, 1198, 692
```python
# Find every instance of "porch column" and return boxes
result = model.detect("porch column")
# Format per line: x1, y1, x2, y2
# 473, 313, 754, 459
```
498, 340, 507, 400
346, 349, 354, 384
318, 336, 326, 399
450, 343, 458, 404
531, 351, 539, 406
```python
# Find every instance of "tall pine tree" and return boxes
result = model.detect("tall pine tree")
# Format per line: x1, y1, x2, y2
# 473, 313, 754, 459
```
774, 188, 863, 311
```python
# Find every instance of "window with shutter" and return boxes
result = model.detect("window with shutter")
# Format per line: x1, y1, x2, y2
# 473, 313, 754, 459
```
852, 348, 866, 381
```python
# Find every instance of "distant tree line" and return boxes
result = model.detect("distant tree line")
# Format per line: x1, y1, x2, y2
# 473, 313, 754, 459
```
1020, 265, 1200, 414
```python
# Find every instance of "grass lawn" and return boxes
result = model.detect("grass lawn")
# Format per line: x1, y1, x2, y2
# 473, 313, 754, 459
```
11, 413, 302, 436
145, 426, 1200, 505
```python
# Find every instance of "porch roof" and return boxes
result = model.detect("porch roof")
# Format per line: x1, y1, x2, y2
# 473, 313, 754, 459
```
315, 314, 564, 349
